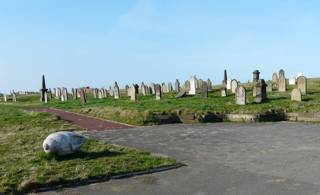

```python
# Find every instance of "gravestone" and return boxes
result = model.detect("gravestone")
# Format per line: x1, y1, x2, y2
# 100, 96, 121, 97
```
155, 84, 162, 100
235, 86, 246, 105
168, 82, 173, 93
254, 79, 267, 103
149, 83, 155, 94
44, 91, 48, 103
176, 90, 186, 98
197, 79, 203, 90
12, 92, 17, 102
175, 79, 180, 92
278, 69, 286, 92
162, 83, 168, 93
189, 76, 197, 95
93, 88, 98, 99
130, 84, 137, 101
267, 81, 273, 92
231, 79, 238, 94
221, 87, 227, 97
207, 79, 213, 91
125, 85, 130, 96
184, 80, 190, 93
3, 95, 7, 102
134, 84, 139, 94
291, 88, 302, 102
223, 69, 228, 86
53, 88, 56, 98
226, 79, 232, 90
80, 88, 87, 103
253, 70, 260, 83
296, 76, 307, 95
109, 86, 114, 97
114, 82, 120, 99
272, 73, 278, 83
73, 89, 78, 100
98, 89, 103, 99
141, 82, 146, 96
40, 75, 48, 102
201, 82, 208, 98
62, 88, 68, 101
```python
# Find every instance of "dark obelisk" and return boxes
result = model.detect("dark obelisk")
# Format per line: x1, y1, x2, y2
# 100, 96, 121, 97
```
223, 69, 228, 86
40, 75, 48, 102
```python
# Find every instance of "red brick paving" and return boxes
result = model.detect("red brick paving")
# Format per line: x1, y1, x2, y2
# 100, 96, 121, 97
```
35, 108, 133, 130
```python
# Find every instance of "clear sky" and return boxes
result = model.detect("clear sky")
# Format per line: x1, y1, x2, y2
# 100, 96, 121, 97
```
0, 0, 320, 93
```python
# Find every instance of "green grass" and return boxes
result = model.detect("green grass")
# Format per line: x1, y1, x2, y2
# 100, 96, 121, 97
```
0, 105, 176, 194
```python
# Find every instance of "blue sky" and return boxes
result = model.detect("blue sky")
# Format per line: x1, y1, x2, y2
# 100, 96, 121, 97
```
0, 0, 320, 93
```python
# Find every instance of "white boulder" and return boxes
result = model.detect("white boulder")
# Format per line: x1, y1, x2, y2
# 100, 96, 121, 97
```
43, 131, 86, 156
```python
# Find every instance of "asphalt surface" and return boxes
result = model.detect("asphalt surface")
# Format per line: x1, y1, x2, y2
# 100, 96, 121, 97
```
40, 122, 320, 195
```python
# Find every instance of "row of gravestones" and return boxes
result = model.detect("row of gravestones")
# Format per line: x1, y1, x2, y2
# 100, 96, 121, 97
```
1, 91, 17, 102
39, 69, 307, 104
271, 69, 307, 101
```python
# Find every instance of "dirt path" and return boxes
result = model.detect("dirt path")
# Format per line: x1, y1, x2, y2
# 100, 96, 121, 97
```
35, 108, 133, 130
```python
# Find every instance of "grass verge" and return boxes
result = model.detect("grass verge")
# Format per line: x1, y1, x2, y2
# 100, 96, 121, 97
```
0, 105, 176, 194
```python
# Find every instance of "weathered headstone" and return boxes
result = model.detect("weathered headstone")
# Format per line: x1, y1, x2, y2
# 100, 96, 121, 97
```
296, 76, 307, 95
254, 79, 267, 103
291, 88, 302, 102
44, 91, 48, 103
201, 82, 208, 98
189, 76, 197, 95
221, 87, 227, 97
223, 69, 228, 86
226, 79, 232, 90
149, 83, 155, 94
253, 70, 260, 83
197, 79, 203, 90
130, 84, 137, 101
134, 84, 139, 94
176, 90, 186, 98
141, 82, 146, 96
125, 85, 130, 96
235, 86, 246, 105
267, 81, 273, 92
80, 88, 87, 103
12, 92, 17, 102
272, 73, 278, 83
109, 86, 114, 97
62, 88, 68, 101
278, 69, 286, 92
175, 79, 180, 92
40, 75, 48, 102
114, 82, 120, 99
231, 79, 238, 94
155, 84, 162, 100
184, 80, 190, 93
162, 83, 168, 93
168, 82, 173, 93
3, 95, 7, 102
207, 79, 213, 91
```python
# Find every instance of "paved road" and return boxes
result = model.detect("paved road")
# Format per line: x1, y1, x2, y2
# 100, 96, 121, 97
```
35, 108, 132, 130
41, 122, 320, 195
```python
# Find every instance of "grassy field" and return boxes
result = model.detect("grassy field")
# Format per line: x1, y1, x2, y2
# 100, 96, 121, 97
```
0, 105, 176, 194
17, 78, 316, 125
